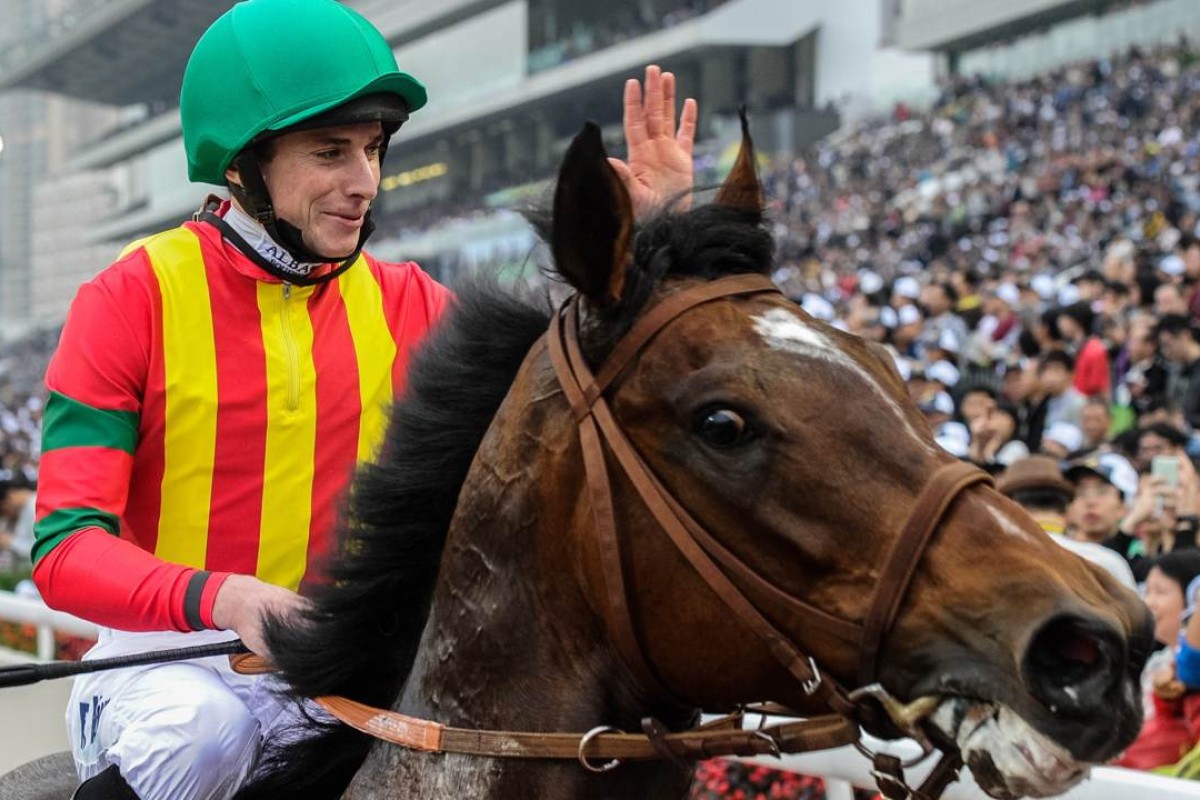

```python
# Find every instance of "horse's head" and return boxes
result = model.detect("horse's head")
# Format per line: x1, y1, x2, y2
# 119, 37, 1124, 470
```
543, 121, 1152, 799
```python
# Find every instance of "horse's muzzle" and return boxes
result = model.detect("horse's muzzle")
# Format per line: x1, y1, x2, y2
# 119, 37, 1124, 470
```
1019, 608, 1152, 761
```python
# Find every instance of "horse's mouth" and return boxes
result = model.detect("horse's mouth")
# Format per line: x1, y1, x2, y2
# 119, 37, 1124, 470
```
918, 696, 1087, 799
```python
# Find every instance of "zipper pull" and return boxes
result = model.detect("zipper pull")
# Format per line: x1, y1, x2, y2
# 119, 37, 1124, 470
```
283, 283, 292, 300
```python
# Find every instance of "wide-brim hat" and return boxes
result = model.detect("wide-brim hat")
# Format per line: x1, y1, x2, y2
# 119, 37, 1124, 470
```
996, 455, 1074, 497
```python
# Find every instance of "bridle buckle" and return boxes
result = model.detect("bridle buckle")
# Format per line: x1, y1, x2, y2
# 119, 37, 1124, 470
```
578, 725, 624, 773
801, 656, 822, 696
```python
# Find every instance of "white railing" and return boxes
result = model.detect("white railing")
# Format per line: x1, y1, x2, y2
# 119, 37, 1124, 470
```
722, 720, 1200, 799
0, 605, 1196, 799
0, 589, 97, 661
765, 743, 1200, 800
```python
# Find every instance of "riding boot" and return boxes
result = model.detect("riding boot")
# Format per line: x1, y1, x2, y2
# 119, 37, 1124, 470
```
71, 765, 140, 800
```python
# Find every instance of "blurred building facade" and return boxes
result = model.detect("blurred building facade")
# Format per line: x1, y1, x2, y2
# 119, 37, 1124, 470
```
1, 0, 935, 332
0, 0, 118, 338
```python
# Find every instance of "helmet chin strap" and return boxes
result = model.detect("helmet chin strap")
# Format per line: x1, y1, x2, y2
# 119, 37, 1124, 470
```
224, 146, 382, 286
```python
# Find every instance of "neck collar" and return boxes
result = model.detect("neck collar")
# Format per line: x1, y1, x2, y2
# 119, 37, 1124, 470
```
194, 198, 358, 287
224, 203, 324, 279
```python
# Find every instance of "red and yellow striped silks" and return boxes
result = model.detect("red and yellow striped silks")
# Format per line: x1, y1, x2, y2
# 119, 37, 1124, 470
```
36, 219, 448, 591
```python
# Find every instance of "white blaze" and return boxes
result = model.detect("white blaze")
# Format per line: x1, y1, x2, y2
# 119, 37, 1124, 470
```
750, 308, 930, 449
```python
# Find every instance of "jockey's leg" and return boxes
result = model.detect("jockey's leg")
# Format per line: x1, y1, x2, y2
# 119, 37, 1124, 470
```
71, 765, 137, 799
68, 661, 261, 800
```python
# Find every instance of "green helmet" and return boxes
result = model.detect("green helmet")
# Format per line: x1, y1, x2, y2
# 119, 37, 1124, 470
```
181, 0, 427, 185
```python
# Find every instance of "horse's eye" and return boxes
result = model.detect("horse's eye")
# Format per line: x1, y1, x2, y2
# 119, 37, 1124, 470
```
695, 409, 751, 448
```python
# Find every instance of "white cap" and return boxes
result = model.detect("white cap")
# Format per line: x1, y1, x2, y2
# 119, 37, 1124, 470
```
1031, 274, 1056, 300
858, 269, 884, 295
879, 306, 899, 329
1043, 421, 1083, 454
920, 390, 955, 416
936, 328, 962, 354
995, 282, 1020, 307
1057, 284, 1080, 306
893, 276, 921, 300
1160, 254, 1186, 276
926, 360, 961, 388
934, 421, 971, 458
1064, 452, 1140, 508
897, 304, 922, 326
801, 293, 836, 321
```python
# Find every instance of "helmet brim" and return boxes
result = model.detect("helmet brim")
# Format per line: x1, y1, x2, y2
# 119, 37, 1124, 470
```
267, 71, 426, 135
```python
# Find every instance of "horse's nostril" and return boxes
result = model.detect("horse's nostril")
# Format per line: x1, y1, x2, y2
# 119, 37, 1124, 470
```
1057, 629, 1102, 668
1024, 615, 1120, 702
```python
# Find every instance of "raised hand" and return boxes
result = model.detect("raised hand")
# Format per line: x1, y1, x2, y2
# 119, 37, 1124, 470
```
607, 65, 698, 218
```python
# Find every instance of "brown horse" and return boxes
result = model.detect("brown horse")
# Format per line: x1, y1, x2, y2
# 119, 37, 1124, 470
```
225, 124, 1152, 800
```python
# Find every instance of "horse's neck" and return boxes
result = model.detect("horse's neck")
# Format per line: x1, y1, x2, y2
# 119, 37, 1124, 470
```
344, 399, 696, 799
346, 584, 693, 799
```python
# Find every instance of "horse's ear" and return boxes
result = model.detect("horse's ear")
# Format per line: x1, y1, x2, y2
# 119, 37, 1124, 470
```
715, 108, 764, 213
552, 122, 634, 307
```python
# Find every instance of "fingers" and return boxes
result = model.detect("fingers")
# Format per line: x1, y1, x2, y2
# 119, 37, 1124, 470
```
677, 97, 698, 154
626, 65, 697, 146
624, 78, 646, 147
644, 64, 664, 139
662, 70, 676, 135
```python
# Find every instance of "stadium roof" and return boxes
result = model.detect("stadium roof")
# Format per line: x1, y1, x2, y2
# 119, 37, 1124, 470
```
896, 0, 1119, 53
0, 0, 233, 106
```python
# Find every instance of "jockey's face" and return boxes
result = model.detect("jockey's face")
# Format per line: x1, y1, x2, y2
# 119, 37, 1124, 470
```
259, 121, 383, 259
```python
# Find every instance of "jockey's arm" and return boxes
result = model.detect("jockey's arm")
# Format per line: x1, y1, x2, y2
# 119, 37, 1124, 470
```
31, 265, 300, 653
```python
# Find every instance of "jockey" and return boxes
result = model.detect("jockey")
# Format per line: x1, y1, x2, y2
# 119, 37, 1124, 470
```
31, 2, 697, 799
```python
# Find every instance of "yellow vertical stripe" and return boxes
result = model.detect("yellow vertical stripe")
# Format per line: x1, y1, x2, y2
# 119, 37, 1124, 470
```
256, 283, 318, 590
145, 230, 217, 568
339, 259, 397, 464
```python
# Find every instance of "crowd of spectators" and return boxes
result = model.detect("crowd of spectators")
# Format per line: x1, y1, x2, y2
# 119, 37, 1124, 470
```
0, 326, 53, 578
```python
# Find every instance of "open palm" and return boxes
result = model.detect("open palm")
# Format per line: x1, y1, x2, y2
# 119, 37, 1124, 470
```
608, 65, 698, 218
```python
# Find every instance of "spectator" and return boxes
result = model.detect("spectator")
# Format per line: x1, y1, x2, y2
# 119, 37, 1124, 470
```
1063, 451, 1139, 549
1028, 351, 1087, 448
1056, 302, 1111, 401
1113, 550, 1200, 771
1042, 421, 1084, 460
1157, 314, 1200, 429
1087, 446, 1197, 581
0, 472, 35, 568
1156, 283, 1191, 318
968, 400, 1029, 471
918, 281, 968, 361
1080, 397, 1113, 453
1136, 421, 1192, 474
958, 384, 998, 428
1181, 234, 1200, 320
995, 455, 1134, 589
1120, 314, 1170, 420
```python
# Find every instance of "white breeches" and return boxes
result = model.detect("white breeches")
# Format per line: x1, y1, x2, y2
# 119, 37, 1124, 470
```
67, 628, 310, 800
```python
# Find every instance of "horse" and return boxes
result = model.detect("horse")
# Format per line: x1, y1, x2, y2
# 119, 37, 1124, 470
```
225, 121, 1154, 799
0, 122, 1152, 800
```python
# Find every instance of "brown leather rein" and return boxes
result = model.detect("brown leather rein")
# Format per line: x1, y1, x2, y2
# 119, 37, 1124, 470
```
235, 273, 991, 794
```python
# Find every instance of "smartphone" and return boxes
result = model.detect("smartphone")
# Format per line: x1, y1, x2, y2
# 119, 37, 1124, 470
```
1152, 455, 1180, 518
1152, 455, 1181, 489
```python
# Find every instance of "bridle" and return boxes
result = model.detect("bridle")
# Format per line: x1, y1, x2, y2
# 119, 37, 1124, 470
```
235, 273, 993, 798
547, 273, 993, 709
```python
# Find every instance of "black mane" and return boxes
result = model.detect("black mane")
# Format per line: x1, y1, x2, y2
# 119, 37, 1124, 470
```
235, 201, 774, 799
